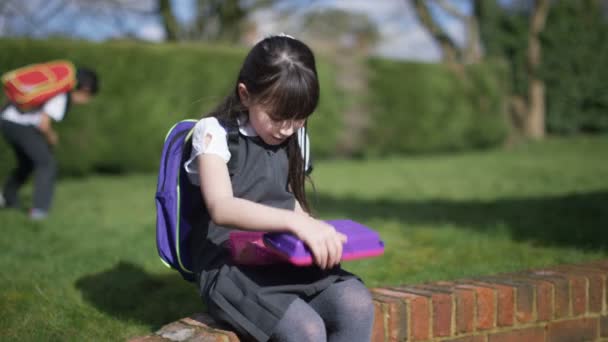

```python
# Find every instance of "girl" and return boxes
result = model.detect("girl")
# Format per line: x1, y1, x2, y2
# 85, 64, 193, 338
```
184, 35, 374, 342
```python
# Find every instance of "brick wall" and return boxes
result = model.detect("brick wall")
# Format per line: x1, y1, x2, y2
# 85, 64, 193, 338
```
130, 260, 608, 342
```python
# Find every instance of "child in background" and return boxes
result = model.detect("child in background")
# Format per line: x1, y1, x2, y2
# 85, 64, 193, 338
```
0, 67, 99, 220
185, 35, 374, 341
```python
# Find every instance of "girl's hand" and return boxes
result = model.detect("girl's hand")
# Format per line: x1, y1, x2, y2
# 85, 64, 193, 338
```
290, 215, 347, 270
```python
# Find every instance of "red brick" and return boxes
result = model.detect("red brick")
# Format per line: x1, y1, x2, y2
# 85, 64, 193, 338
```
515, 285, 534, 323
586, 264, 608, 312
156, 321, 197, 340
407, 295, 431, 341
433, 293, 453, 337
541, 267, 590, 316
455, 288, 476, 334
561, 261, 608, 312
587, 260, 608, 272
535, 281, 553, 321
552, 279, 570, 318
371, 298, 386, 342
415, 284, 454, 337
182, 314, 240, 341
555, 264, 605, 313
508, 273, 554, 322
547, 317, 599, 342
399, 286, 452, 340
371, 290, 408, 341
456, 282, 496, 330
571, 275, 587, 316
128, 336, 169, 342
473, 281, 514, 327
444, 336, 486, 342
601, 315, 608, 338
527, 270, 570, 318
386, 297, 408, 341
480, 275, 538, 324
488, 327, 545, 342
574, 262, 608, 312
587, 274, 604, 313
423, 282, 478, 335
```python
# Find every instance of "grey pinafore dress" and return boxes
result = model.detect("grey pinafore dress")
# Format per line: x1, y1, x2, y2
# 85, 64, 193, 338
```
189, 132, 358, 341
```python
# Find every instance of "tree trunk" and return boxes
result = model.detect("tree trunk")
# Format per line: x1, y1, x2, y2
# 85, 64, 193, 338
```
525, 0, 549, 139
159, 0, 179, 41
464, 15, 482, 63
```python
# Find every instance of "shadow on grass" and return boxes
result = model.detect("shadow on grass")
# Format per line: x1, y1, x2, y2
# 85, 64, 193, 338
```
311, 190, 608, 250
75, 261, 202, 329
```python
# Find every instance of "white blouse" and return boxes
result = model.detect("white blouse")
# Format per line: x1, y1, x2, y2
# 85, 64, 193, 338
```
184, 117, 311, 185
1, 93, 68, 126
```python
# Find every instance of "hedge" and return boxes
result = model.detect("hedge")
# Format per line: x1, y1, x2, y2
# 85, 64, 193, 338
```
0, 39, 509, 178
365, 58, 508, 156
0, 38, 344, 177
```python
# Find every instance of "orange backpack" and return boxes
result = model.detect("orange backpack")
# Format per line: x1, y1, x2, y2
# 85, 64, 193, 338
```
2, 60, 76, 111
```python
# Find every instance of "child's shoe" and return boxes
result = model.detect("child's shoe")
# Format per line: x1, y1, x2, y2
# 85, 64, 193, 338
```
29, 208, 48, 221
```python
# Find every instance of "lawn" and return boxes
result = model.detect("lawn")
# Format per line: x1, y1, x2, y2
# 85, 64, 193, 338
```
1, 135, 607, 340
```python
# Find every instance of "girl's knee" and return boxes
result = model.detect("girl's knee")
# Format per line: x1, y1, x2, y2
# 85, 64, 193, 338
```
272, 300, 326, 342
341, 280, 374, 313
298, 315, 326, 341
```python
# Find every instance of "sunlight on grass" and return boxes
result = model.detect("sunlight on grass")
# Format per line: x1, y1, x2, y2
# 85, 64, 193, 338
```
0, 135, 607, 340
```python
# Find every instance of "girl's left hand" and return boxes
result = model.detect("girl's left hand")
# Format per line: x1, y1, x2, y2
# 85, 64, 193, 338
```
289, 214, 347, 270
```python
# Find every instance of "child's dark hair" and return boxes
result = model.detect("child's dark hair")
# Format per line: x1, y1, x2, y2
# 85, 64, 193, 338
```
76, 67, 99, 95
209, 35, 320, 212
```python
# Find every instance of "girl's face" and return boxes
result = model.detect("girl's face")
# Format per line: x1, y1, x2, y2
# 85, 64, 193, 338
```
238, 83, 305, 145
248, 103, 305, 145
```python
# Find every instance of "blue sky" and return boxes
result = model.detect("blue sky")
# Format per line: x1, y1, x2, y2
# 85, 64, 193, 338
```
0, 0, 478, 61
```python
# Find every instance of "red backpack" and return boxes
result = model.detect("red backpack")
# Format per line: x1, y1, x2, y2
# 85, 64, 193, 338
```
2, 60, 76, 111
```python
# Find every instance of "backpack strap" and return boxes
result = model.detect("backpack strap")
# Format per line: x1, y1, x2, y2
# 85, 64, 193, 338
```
226, 126, 239, 176
214, 117, 240, 177
299, 122, 313, 175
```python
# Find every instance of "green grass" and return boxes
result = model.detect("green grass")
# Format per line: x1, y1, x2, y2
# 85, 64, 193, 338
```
1, 135, 607, 340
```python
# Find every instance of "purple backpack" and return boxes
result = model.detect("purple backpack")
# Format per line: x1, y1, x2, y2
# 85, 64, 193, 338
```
155, 119, 199, 281
155, 119, 311, 281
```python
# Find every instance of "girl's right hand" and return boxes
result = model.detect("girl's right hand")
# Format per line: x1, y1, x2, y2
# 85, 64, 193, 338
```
290, 215, 347, 270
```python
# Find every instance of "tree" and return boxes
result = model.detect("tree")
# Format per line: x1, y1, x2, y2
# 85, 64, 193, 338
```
159, 0, 179, 41
411, 0, 481, 66
159, 0, 278, 42
541, 0, 608, 134
0, 0, 160, 40
476, 0, 550, 140
413, 0, 551, 140
299, 8, 380, 52
412, 0, 460, 66
524, 0, 550, 139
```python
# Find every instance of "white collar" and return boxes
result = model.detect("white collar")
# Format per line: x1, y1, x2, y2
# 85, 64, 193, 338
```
237, 115, 258, 137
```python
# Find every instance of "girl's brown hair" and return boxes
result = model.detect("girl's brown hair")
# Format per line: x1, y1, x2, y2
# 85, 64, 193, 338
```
207, 35, 319, 212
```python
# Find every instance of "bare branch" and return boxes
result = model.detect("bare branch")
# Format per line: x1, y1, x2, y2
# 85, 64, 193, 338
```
434, 0, 467, 20
4, 0, 41, 34
37, 0, 71, 32
411, 0, 460, 64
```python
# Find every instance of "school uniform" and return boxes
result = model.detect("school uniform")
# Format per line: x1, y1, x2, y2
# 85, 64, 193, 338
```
0, 93, 70, 211
184, 117, 359, 341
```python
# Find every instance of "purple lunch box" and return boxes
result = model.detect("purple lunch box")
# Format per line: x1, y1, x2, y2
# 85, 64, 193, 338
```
263, 219, 385, 266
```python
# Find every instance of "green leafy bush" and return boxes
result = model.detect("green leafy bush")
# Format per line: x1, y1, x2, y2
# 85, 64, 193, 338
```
365, 58, 508, 155
0, 38, 343, 177
542, 1, 608, 134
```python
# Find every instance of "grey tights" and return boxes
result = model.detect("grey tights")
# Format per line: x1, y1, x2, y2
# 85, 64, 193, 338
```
270, 279, 374, 342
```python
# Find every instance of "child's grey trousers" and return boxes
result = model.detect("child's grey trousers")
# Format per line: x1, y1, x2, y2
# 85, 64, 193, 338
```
1, 119, 56, 211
